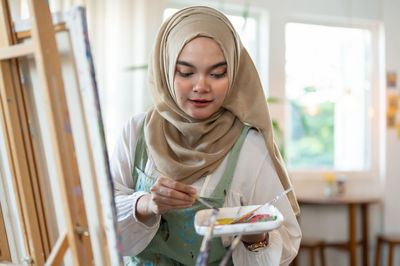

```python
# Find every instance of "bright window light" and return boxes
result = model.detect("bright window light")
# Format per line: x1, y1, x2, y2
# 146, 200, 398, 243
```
285, 23, 372, 171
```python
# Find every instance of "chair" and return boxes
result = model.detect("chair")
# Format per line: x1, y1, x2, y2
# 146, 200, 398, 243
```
375, 234, 400, 266
292, 238, 326, 266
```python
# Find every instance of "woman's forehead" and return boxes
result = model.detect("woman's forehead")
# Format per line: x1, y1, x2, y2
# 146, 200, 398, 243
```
177, 37, 226, 62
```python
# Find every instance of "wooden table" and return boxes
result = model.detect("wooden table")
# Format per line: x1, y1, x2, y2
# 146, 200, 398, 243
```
298, 195, 380, 266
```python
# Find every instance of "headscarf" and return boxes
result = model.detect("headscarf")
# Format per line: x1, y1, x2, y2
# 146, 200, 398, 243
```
145, 6, 299, 214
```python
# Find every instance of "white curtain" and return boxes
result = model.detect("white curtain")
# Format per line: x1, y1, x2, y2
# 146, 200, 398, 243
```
83, 0, 167, 152
83, 0, 164, 152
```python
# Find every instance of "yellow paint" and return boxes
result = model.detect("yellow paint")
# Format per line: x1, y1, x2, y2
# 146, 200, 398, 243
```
216, 218, 235, 225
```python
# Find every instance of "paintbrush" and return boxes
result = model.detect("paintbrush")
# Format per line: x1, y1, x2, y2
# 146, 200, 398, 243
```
218, 234, 242, 266
155, 169, 219, 211
196, 208, 219, 266
230, 187, 293, 224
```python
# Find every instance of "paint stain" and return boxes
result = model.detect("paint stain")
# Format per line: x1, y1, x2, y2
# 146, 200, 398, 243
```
155, 254, 161, 263
73, 186, 82, 196
190, 251, 194, 259
185, 210, 195, 219
223, 189, 227, 196
116, 242, 123, 253
64, 121, 72, 133
179, 230, 195, 243
29, 124, 34, 136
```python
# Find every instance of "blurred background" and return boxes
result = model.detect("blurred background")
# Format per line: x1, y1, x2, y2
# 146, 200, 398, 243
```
7, 0, 400, 265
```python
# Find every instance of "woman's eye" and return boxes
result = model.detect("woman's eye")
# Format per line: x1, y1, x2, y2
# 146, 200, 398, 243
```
211, 71, 227, 79
177, 71, 193, 77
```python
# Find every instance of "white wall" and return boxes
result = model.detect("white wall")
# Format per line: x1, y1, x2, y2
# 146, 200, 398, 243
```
382, 0, 400, 264
383, 0, 400, 235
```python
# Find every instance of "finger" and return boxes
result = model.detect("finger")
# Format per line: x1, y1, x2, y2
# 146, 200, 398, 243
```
159, 177, 197, 195
151, 182, 194, 202
159, 187, 195, 202
152, 193, 195, 207
157, 203, 194, 211
167, 204, 194, 210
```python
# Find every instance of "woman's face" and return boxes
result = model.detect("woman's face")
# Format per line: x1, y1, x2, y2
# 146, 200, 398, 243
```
173, 37, 229, 120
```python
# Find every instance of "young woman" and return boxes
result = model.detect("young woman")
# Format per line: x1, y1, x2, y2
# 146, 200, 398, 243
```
111, 6, 301, 265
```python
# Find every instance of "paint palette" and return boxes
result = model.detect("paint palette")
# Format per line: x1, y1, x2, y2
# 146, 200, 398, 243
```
194, 205, 283, 237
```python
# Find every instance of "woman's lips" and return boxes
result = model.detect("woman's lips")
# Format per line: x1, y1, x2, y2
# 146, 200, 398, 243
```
189, 99, 212, 107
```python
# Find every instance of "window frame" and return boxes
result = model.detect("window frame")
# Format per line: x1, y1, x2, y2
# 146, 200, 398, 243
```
279, 17, 385, 184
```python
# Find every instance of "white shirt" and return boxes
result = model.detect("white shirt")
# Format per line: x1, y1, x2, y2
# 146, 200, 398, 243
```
111, 113, 301, 265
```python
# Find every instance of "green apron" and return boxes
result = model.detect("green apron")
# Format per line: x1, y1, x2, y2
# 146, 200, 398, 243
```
125, 124, 250, 266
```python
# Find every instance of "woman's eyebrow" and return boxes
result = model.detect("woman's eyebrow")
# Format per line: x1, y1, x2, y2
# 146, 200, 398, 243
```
176, 61, 227, 70
209, 62, 227, 69
176, 61, 194, 68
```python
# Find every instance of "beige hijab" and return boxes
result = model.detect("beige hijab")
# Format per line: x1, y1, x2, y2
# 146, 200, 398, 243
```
145, 6, 299, 214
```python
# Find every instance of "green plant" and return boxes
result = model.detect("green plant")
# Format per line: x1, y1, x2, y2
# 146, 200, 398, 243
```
267, 97, 286, 160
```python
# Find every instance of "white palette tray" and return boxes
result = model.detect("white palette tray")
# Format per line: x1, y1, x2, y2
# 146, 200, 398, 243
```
194, 205, 283, 237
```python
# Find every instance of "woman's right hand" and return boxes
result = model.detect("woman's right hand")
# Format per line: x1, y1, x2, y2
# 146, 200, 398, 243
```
136, 177, 196, 222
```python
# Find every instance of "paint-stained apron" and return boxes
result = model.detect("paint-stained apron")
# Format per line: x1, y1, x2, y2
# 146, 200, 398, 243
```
124, 124, 250, 266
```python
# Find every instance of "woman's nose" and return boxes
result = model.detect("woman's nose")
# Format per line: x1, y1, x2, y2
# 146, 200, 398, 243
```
193, 76, 210, 92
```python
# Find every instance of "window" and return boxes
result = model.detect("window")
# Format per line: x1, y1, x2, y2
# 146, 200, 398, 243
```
285, 23, 373, 171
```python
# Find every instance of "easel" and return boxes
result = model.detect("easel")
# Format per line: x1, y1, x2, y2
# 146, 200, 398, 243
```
0, 0, 95, 264
0, 206, 11, 261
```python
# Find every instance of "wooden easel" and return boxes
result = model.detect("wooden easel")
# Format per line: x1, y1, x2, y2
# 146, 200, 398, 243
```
0, 206, 11, 261
0, 0, 95, 264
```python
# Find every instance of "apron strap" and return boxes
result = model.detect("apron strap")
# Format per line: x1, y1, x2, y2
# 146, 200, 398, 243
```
210, 125, 251, 199
132, 120, 251, 200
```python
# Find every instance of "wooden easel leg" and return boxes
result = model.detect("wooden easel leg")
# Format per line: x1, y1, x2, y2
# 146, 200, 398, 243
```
45, 232, 68, 266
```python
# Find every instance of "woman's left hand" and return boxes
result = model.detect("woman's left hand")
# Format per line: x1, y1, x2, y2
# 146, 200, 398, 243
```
241, 232, 267, 245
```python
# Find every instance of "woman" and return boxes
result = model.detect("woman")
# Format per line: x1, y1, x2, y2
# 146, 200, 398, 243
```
111, 6, 301, 265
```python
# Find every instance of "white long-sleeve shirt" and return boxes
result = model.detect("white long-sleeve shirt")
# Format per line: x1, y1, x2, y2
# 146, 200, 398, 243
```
111, 113, 301, 265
